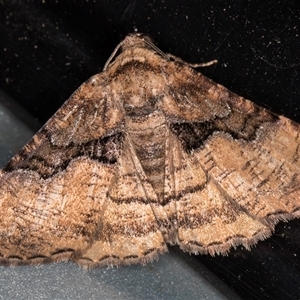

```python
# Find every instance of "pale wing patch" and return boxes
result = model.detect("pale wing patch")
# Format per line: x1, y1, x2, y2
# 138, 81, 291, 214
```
0, 158, 115, 265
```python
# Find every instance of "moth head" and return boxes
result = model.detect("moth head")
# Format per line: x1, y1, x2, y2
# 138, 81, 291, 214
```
103, 33, 155, 71
121, 33, 154, 51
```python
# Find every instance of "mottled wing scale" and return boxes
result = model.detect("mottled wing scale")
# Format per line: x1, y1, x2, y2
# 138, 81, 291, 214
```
78, 134, 168, 267
164, 65, 300, 254
0, 33, 300, 267
0, 74, 124, 264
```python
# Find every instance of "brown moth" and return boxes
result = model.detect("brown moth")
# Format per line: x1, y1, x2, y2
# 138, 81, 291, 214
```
0, 33, 299, 268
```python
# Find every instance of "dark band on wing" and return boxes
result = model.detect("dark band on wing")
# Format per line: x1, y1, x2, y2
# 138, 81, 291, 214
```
3, 131, 124, 178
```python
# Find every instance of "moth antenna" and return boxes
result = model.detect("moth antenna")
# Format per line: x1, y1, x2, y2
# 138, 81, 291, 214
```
103, 40, 125, 71
143, 38, 169, 60
166, 53, 218, 68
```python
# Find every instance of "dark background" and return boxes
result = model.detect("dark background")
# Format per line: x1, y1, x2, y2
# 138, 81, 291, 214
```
0, 0, 300, 299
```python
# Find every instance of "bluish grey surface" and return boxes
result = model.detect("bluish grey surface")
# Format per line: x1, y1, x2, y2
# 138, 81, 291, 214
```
0, 90, 241, 300
0, 254, 239, 300
0, 90, 40, 163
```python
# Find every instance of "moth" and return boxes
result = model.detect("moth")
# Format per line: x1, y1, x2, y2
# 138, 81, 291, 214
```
0, 33, 299, 268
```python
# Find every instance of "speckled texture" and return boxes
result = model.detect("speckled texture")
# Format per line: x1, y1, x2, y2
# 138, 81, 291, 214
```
0, 33, 300, 268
